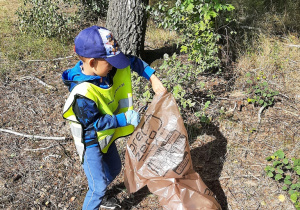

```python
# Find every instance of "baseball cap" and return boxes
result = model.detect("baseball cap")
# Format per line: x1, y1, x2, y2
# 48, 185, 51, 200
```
74, 25, 130, 69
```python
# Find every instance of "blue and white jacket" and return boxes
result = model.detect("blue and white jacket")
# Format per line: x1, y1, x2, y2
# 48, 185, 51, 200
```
62, 55, 155, 148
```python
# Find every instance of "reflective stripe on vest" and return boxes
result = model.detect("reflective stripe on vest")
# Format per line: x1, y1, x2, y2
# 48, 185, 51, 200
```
63, 66, 135, 159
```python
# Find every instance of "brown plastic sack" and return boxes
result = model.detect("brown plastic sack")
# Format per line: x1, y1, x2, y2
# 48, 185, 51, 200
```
124, 92, 221, 210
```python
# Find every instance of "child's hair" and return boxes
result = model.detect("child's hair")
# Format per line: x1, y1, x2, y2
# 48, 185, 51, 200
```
77, 55, 89, 62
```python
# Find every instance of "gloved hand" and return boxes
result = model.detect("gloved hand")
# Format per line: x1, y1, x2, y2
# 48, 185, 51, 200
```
125, 110, 140, 128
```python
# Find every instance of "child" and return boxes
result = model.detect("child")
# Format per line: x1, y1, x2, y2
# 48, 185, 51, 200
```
62, 25, 165, 210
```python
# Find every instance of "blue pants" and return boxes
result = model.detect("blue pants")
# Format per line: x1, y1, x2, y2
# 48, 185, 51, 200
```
82, 142, 121, 210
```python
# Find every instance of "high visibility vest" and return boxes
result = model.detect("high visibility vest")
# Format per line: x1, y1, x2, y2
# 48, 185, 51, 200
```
63, 66, 134, 162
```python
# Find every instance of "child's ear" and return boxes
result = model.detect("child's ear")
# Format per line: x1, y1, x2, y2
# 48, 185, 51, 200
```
88, 58, 95, 68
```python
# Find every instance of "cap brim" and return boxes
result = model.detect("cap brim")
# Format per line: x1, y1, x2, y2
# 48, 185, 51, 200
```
104, 52, 130, 69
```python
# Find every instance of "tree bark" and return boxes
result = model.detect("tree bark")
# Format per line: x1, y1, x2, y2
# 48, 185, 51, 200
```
106, 0, 149, 57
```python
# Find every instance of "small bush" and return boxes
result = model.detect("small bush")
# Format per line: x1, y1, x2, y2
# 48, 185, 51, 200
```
265, 150, 300, 209
149, 0, 235, 72
79, 0, 108, 21
132, 53, 211, 123
16, 0, 78, 39
245, 72, 279, 107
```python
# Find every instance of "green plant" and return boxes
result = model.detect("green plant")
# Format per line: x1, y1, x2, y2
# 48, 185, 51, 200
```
194, 101, 211, 124
157, 53, 198, 108
149, 0, 235, 72
265, 150, 300, 209
79, 0, 108, 21
132, 53, 211, 123
133, 53, 197, 109
16, 0, 78, 39
245, 72, 279, 107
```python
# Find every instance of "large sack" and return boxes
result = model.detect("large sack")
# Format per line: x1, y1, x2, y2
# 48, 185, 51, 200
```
124, 92, 221, 210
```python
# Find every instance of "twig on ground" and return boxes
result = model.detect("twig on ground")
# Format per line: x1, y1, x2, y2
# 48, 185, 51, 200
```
285, 44, 300, 48
20, 55, 74, 62
247, 172, 260, 181
19, 76, 57, 90
231, 102, 237, 112
258, 105, 267, 124
24, 144, 57, 151
288, 59, 299, 64
58, 142, 74, 162
273, 107, 299, 117
228, 187, 245, 210
240, 26, 262, 32
0, 128, 66, 140
206, 174, 261, 181
278, 93, 290, 99
44, 154, 62, 160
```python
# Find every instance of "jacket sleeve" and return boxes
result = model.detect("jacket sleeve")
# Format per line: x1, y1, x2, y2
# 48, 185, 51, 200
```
73, 96, 127, 131
127, 55, 155, 80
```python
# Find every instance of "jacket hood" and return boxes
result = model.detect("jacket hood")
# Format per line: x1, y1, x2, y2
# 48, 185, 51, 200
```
62, 61, 102, 92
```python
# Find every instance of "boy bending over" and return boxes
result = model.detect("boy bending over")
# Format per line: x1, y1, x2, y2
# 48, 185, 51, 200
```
62, 26, 165, 209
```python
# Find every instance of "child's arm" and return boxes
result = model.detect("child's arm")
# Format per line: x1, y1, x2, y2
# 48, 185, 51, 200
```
127, 55, 154, 80
127, 55, 166, 95
74, 97, 127, 129
149, 74, 166, 95
73, 97, 128, 146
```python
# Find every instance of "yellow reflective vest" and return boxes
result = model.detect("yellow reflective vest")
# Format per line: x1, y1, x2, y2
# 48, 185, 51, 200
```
63, 66, 135, 162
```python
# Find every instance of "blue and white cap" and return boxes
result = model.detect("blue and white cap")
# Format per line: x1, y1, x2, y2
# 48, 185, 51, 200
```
74, 25, 130, 69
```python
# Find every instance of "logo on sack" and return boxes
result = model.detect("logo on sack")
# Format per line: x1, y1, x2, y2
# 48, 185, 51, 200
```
129, 114, 189, 177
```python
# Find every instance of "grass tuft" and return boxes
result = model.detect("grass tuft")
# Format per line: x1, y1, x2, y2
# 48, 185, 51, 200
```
235, 34, 300, 98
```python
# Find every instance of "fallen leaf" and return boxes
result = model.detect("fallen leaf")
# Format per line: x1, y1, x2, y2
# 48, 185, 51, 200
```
278, 194, 285, 202
261, 201, 266, 206
70, 197, 76, 202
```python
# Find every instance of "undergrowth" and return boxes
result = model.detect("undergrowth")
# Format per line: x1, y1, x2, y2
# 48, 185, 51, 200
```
265, 150, 300, 209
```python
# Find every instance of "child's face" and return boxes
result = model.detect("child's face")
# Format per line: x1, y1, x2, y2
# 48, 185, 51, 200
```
93, 58, 113, 77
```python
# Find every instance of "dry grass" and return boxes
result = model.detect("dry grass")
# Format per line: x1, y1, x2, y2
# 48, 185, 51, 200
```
0, 0, 20, 20
235, 34, 300, 99
145, 21, 180, 49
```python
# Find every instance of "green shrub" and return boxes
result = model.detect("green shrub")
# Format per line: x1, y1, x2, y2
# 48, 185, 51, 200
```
132, 53, 211, 122
79, 0, 108, 21
265, 150, 300, 209
149, 0, 235, 72
245, 72, 279, 107
16, 0, 78, 39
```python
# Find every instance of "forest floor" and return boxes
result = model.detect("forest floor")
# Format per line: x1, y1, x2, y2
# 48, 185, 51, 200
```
0, 1, 300, 209
0, 40, 299, 209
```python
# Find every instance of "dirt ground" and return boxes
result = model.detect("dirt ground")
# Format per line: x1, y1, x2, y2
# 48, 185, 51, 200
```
0, 51, 299, 210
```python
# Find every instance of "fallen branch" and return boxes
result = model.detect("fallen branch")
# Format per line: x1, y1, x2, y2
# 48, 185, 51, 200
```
20, 55, 74, 62
19, 76, 57, 90
0, 128, 66, 140
258, 105, 267, 124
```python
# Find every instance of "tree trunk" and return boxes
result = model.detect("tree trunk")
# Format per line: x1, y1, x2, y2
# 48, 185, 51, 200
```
106, 0, 149, 57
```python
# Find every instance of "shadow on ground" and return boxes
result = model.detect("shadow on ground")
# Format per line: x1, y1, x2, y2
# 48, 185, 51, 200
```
106, 183, 151, 209
189, 123, 228, 209
141, 44, 180, 65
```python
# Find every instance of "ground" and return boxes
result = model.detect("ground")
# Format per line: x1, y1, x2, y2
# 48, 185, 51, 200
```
0, 46, 299, 210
